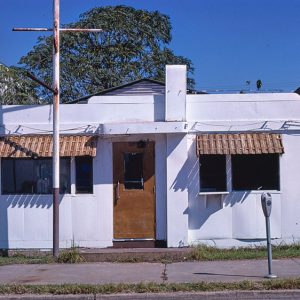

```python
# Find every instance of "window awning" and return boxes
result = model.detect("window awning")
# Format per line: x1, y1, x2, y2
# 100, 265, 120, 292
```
196, 133, 284, 156
0, 135, 98, 158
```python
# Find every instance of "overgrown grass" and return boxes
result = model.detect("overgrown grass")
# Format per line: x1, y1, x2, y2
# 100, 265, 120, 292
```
0, 243, 299, 265
0, 254, 54, 266
0, 249, 84, 265
0, 278, 299, 295
82, 243, 300, 263
187, 244, 300, 261
56, 246, 85, 263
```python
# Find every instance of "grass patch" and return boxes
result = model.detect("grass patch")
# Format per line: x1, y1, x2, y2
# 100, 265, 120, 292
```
56, 247, 84, 263
0, 243, 299, 265
187, 244, 300, 261
0, 254, 54, 266
82, 243, 300, 263
0, 278, 299, 295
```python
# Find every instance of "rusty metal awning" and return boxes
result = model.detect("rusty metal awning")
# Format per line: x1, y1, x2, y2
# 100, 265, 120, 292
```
0, 135, 98, 158
196, 133, 284, 156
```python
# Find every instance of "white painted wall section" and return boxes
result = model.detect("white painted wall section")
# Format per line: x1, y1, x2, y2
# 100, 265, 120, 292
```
187, 134, 283, 246
187, 136, 232, 243
166, 134, 189, 247
187, 93, 300, 122
280, 134, 300, 239
231, 192, 281, 239
155, 135, 167, 241
165, 65, 187, 121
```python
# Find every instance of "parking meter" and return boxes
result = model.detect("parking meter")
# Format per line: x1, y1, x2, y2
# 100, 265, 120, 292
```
261, 192, 277, 279
261, 192, 272, 217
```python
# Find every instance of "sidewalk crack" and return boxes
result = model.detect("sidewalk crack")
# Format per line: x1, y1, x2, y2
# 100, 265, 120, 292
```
161, 262, 168, 282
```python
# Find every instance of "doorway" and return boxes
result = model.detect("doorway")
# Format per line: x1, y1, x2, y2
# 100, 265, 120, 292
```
113, 141, 155, 240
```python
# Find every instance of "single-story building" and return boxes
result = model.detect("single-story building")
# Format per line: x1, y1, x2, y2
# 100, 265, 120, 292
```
0, 65, 299, 249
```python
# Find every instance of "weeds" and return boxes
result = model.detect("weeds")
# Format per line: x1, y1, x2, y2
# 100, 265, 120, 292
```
187, 243, 300, 261
0, 243, 299, 265
0, 278, 300, 295
0, 254, 54, 266
56, 245, 84, 264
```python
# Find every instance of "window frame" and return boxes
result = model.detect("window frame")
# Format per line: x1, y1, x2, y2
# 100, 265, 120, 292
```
199, 154, 228, 193
1, 157, 71, 195
231, 154, 280, 192
123, 152, 144, 190
199, 154, 281, 194
75, 156, 94, 194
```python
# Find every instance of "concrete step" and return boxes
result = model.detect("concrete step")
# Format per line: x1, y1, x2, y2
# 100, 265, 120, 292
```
6, 247, 193, 263
79, 247, 193, 262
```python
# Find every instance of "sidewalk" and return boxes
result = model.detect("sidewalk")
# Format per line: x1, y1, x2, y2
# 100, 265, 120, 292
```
0, 258, 299, 285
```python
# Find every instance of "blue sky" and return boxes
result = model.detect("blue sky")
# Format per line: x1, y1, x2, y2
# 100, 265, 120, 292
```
1, 0, 300, 93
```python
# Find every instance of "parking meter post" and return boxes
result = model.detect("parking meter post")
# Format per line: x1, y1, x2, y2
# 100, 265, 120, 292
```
265, 216, 276, 278
261, 192, 277, 279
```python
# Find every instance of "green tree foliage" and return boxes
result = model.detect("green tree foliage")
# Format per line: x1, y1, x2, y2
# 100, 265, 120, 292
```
20, 6, 195, 103
0, 64, 40, 104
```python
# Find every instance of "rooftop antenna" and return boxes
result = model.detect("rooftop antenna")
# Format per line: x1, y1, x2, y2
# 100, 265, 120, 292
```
13, 0, 103, 257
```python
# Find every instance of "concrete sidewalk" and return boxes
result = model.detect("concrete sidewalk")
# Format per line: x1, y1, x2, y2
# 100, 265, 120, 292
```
0, 258, 299, 285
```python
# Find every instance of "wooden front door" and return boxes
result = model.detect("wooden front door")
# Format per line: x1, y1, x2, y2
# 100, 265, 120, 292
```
113, 141, 155, 239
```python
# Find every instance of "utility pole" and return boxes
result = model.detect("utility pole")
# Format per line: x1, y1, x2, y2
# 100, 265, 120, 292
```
13, 0, 103, 257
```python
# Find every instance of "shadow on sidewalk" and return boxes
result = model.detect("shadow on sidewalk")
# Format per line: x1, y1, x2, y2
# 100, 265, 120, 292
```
194, 272, 262, 279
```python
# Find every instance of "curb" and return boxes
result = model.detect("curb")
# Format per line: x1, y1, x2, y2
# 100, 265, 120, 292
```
1, 290, 300, 299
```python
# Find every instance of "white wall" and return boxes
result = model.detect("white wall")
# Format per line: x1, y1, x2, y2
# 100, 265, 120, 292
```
0, 139, 114, 249
0, 134, 170, 249
155, 134, 167, 241
186, 132, 300, 247
280, 134, 300, 240
165, 65, 186, 121
187, 93, 300, 122
2, 92, 299, 129
2, 93, 300, 136
1, 76, 300, 248
184, 92, 300, 246
0, 95, 164, 126
166, 134, 189, 247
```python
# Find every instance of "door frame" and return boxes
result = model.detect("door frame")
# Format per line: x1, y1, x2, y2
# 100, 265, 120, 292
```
112, 140, 156, 241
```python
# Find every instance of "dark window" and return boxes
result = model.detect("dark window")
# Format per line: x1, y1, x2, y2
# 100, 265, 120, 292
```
124, 152, 144, 189
232, 154, 280, 191
200, 155, 227, 192
1, 158, 70, 194
75, 157, 93, 193
60, 159, 71, 194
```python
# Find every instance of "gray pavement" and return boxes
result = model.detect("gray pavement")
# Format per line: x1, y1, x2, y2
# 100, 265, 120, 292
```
0, 258, 299, 285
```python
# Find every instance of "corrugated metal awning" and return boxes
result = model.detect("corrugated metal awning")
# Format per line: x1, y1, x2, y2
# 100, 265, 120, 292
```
0, 135, 97, 158
196, 133, 284, 156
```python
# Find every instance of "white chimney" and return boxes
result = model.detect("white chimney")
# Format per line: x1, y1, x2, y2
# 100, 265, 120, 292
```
165, 65, 187, 121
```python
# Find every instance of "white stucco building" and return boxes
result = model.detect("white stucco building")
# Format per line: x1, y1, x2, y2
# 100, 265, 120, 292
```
0, 65, 299, 249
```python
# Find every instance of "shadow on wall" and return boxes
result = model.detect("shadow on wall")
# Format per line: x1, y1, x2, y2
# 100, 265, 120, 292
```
0, 195, 61, 249
188, 189, 250, 231
170, 138, 198, 195
223, 191, 251, 207
170, 137, 251, 231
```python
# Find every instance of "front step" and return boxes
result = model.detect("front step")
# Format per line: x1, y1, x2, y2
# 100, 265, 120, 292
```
112, 240, 167, 248
79, 247, 192, 262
